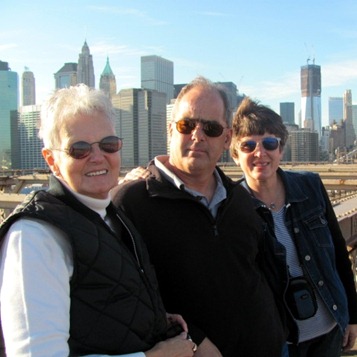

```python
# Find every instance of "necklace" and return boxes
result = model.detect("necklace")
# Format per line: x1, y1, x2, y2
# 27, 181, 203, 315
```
269, 202, 276, 210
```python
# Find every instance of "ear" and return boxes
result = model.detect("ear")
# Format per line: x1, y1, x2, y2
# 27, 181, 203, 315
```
42, 148, 60, 176
223, 128, 232, 150
168, 121, 174, 140
167, 121, 175, 143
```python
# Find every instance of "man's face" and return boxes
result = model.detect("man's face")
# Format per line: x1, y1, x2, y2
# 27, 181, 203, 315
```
168, 86, 232, 177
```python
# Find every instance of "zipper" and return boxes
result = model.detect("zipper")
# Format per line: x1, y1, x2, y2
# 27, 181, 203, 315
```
115, 212, 144, 273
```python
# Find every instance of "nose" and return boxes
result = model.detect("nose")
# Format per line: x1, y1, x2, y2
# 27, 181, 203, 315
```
190, 123, 205, 141
88, 143, 105, 160
253, 142, 267, 156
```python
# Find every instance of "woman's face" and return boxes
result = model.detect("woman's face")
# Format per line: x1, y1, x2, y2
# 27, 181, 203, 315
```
43, 111, 120, 199
233, 133, 283, 185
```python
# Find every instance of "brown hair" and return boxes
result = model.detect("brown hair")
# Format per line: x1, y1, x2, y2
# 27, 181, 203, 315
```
230, 97, 288, 158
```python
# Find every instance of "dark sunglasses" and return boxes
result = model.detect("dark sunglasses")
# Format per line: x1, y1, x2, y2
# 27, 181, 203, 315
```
54, 136, 122, 159
175, 118, 226, 138
238, 137, 281, 153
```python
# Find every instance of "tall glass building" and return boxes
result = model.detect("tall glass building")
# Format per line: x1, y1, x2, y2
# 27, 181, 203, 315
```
112, 88, 167, 167
300, 63, 321, 136
141, 55, 174, 104
22, 68, 36, 106
11, 105, 46, 170
0, 61, 18, 168
290, 129, 319, 162
328, 97, 343, 125
280, 102, 295, 124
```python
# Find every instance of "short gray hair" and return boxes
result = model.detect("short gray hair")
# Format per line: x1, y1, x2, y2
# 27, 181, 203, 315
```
39, 84, 116, 148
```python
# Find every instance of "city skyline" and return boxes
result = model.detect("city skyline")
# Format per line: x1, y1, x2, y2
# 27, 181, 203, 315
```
2, 0, 357, 126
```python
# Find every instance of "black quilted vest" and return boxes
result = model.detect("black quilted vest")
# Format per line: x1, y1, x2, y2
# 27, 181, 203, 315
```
0, 176, 167, 356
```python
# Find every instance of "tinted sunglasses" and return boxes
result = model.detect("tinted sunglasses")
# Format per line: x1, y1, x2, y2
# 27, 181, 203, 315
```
175, 118, 226, 138
238, 137, 281, 153
54, 136, 122, 159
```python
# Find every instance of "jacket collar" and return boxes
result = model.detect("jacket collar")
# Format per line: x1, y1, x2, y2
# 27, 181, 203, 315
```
276, 168, 308, 204
238, 167, 308, 208
145, 160, 235, 198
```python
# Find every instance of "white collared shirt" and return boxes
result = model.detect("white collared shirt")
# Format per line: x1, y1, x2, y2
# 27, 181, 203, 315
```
154, 156, 227, 218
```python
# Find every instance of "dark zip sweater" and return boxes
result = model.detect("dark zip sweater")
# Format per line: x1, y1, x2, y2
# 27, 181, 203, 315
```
113, 164, 287, 357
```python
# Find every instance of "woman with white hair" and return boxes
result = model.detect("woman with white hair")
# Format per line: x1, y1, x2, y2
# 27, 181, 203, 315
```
0, 85, 196, 357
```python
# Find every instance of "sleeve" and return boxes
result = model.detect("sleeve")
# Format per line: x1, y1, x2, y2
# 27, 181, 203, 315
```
319, 177, 357, 323
0, 219, 149, 357
0, 218, 73, 356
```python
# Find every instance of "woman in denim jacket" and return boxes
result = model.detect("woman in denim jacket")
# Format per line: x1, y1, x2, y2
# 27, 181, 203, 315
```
230, 97, 357, 357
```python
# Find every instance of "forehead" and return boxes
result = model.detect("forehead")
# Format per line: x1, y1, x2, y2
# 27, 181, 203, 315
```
60, 112, 115, 141
176, 87, 225, 122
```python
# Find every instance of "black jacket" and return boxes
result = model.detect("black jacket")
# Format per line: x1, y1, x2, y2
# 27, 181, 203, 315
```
0, 176, 167, 356
113, 163, 287, 357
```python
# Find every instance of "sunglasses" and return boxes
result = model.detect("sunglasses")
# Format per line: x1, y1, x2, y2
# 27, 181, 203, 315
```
175, 118, 226, 138
238, 137, 281, 153
54, 136, 123, 159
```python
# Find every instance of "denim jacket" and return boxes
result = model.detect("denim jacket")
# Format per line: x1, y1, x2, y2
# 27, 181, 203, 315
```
239, 168, 357, 343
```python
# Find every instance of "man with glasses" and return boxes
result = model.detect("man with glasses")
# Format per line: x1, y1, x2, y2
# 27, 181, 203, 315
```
112, 77, 287, 357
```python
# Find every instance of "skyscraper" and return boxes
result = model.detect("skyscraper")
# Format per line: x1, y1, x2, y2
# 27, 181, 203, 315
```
11, 105, 46, 169
112, 88, 167, 167
290, 129, 319, 162
0, 60, 18, 168
352, 104, 357, 146
343, 89, 355, 148
54, 62, 77, 89
300, 62, 321, 136
141, 55, 174, 104
280, 102, 295, 124
328, 97, 343, 125
99, 57, 117, 98
77, 40, 95, 88
22, 67, 36, 106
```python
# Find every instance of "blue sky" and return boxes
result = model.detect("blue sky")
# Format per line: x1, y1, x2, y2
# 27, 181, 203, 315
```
2, 0, 357, 126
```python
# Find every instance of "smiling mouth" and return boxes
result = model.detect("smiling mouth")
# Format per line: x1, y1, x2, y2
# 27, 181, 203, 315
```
253, 162, 269, 167
86, 170, 108, 177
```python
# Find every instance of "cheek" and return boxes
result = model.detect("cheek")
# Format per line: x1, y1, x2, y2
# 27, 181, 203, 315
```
58, 159, 81, 180
170, 133, 184, 149
238, 154, 251, 167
